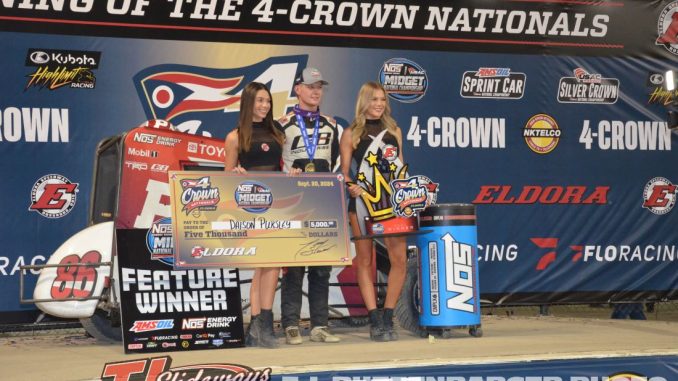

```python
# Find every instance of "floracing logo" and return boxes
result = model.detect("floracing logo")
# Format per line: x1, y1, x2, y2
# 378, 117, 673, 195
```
28, 174, 78, 218
460, 67, 526, 99
642, 177, 676, 215
523, 114, 561, 154
390, 176, 439, 217
25, 48, 100, 90
530, 237, 677, 270
134, 55, 307, 137
235, 181, 273, 213
146, 217, 174, 265
180, 176, 220, 215
557, 67, 619, 104
656, 1, 678, 55
379, 58, 428, 103
129, 319, 174, 333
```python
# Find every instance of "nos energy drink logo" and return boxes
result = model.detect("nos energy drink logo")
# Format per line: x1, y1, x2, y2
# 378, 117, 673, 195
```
442, 232, 476, 313
134, 55, 307, 137
147, 217, 174, 265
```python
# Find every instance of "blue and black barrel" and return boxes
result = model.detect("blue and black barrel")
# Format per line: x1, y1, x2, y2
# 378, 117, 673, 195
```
416, 203, 481, 331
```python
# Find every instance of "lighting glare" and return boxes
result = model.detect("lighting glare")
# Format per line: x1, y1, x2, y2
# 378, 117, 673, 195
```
666, 70, 675, 91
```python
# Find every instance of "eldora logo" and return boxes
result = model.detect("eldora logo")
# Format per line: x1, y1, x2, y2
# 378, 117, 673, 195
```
523, 114, 561, 154
191, 246, 257, 258
28, 174, 78, 218
379, 58, 428, 103
180, 176, 220, 215
101, 356, 271, 381
642, 177, 677, 215
656, 1, 678, 55
235, 181, 273, 213
473, 185, 609, 205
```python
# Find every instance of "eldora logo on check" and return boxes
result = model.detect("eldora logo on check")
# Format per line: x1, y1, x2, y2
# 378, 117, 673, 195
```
235, 181, 273, 213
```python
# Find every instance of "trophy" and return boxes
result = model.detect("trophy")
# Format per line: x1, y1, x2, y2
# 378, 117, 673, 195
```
348, 130, 438, 239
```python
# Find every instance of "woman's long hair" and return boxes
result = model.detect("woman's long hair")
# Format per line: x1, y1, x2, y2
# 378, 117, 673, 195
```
349, 82, 398, 149
237, 82, 284, 152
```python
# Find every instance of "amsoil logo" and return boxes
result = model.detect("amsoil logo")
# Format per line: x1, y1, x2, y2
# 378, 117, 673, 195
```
642, 177, 676, 215
460, 67, 526, 99
557, 67, 619, 104
28, 174, 78, 218
523, 114, 561, 154
530, 237, 677, 270
25, 49, 100, 90
473, 185, 609, 204
656, 1, 678, 55
129, 319, 174, 333
101, 356, 272, 381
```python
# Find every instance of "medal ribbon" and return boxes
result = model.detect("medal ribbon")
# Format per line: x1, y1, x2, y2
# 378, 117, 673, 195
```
294, 105, 320, 162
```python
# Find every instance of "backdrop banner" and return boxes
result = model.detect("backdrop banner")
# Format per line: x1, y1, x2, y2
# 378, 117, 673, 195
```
2, 1, 678, 317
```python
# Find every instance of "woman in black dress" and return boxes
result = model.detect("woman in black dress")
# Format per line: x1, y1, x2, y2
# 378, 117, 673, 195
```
340, 82, 407, 341
225, 82, 285, 348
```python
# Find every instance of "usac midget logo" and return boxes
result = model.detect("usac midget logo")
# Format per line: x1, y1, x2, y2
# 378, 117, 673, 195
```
100, 356, 272, 381
28, 174, 78, 218
379, 58, 428, 103
235, 181, 273, 213
642, 177, 676, 215
657, 1, 678, 55
523, 114, 561, 154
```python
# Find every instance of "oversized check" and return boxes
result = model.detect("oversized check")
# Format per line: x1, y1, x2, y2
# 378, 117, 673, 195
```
168, 171, 351, 268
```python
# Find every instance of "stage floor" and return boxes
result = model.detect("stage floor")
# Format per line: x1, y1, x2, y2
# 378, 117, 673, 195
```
1, 316, 677, 381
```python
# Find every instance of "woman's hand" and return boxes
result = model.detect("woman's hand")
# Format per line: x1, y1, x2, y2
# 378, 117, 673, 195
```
287, 167, 303, 176
348, 183, 365, 198
231, 165, 247, 174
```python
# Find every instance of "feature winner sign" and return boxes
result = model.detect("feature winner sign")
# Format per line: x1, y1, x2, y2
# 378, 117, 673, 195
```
168, 172, 351, 268
116, 228, 244, 354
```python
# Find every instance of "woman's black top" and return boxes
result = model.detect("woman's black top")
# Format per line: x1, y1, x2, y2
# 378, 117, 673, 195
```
237, 121, 283, 171
349, 119, 400, 212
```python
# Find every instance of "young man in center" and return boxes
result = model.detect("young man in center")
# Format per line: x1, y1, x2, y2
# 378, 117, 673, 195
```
277, 67, 342, 344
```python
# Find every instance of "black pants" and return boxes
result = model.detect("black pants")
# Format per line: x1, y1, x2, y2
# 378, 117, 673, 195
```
281, 266, 331, 329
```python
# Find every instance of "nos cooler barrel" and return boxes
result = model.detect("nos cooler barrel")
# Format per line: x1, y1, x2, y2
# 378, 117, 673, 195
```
416, 203, 481, 328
